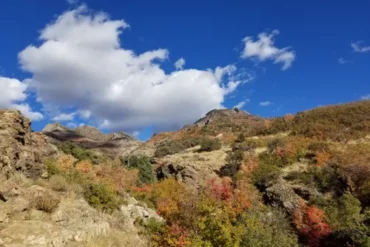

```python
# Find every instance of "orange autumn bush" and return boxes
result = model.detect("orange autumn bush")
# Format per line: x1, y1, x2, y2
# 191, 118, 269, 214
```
93, 160, 138, 193
314, 151, 331, 167
56, 154, 75, 171
293, 201, 331, 247
75, 160, 93, 173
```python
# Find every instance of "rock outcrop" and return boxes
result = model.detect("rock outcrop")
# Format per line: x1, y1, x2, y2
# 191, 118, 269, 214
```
261, 162, 322, 213
194, 108, 253, 127
155, 146, 229, 188
0, 110, 57, 180
0, 179, 161, 247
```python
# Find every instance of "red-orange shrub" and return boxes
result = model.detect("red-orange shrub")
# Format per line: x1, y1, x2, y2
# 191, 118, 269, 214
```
293, 202, 331, 246
93, 160, 138, 193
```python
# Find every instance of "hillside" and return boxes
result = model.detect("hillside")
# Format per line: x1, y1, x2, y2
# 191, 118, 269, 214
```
136, 100, 370, 247
42, 123, 141, 158
0, 110, 160, 247
1, 100, 370, 247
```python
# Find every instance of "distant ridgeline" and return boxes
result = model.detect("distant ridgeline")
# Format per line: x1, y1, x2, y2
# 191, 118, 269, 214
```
150, 100, 370, 144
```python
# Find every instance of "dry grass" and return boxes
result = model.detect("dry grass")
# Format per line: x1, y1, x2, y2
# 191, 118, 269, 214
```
73, 230, 147, 247
31, 192, 60, 213
48, 175, 69, 192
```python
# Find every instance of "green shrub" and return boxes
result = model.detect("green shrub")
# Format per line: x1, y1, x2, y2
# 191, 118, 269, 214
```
320, 193, 370, 246
226, 149, 244, 166
83, 183, 121, 214
44, 158, 60, 176
142, 217, 166, 233
325, 193, 364, 234
287, 165, 345, 194
240, 207, 298, 247
267, 138, 286, 152
311, 165, 346, 193
48, 175, 69, 192
198, 138, 222, 152
258, 152, 285, 167
124, 155, 156, 185
154, 141, 185, 157
243, 138, 268, 149
284, 170, 308, 182
180, 136, 204, 148
252, 162, 280, 186
308, 142, 330, 152
218, 149, 245, 178
235, 133, 246, 143
63, 169, 87, 185
57, 142, 100, 163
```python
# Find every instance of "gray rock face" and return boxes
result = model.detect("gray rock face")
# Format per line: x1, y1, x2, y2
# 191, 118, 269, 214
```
120, 195, 163, 226
264, 179, 303, 213
0, 110, 57, 180
156, 163, 202, 186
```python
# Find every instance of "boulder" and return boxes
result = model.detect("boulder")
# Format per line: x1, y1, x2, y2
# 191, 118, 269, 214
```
264, 179, 303, 213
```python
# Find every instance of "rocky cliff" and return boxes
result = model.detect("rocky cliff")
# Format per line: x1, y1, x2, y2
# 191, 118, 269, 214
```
0, 110, 57, 180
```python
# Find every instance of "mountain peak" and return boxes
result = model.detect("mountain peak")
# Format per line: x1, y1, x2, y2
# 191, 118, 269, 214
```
194, 108, 252, 126
42, 122, 71, 132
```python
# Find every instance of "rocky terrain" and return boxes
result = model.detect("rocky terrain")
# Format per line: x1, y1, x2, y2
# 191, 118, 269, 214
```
1, 100, 370, 247
0, 110, 161, 247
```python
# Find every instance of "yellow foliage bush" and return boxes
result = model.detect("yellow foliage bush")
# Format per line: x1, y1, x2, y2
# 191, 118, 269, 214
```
57, 154, 75, 171
75, 160, 93, 173
93, 160, 138, 193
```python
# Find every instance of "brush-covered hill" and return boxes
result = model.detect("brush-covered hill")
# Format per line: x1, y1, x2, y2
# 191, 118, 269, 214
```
150, 100, 370, 146
1, 100, 370, 247
132, 100, 370, 247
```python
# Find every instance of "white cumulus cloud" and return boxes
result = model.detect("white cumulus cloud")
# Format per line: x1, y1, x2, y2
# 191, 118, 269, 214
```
67, 122, 77, 128
259, 101, 272, 106
338, 57, 352, 64
351, 41, 370, 53
79, 109, 91, 119
241, 30, 296, 70
174, 58, 185, 70
131, 131, 140, 137
0, 76, 43, 120
52, 112, 76, 121
67, 0, 78, 4
19, 6, 248, 132
361, 94, 370, 100
233, 99, 250, 109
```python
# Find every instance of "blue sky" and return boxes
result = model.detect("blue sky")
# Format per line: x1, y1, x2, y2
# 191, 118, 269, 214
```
0, 0, 369, 140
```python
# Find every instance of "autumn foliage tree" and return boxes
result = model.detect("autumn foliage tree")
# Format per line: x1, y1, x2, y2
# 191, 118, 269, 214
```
293, 202, 331, 247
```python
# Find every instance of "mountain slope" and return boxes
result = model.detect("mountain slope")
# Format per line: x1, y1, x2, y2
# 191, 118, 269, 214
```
42, 123, 141, 158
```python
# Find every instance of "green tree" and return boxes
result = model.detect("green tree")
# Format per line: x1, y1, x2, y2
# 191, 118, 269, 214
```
199, 138, 222, 152
125, 155, 156, 185
324, 193, 369, 245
